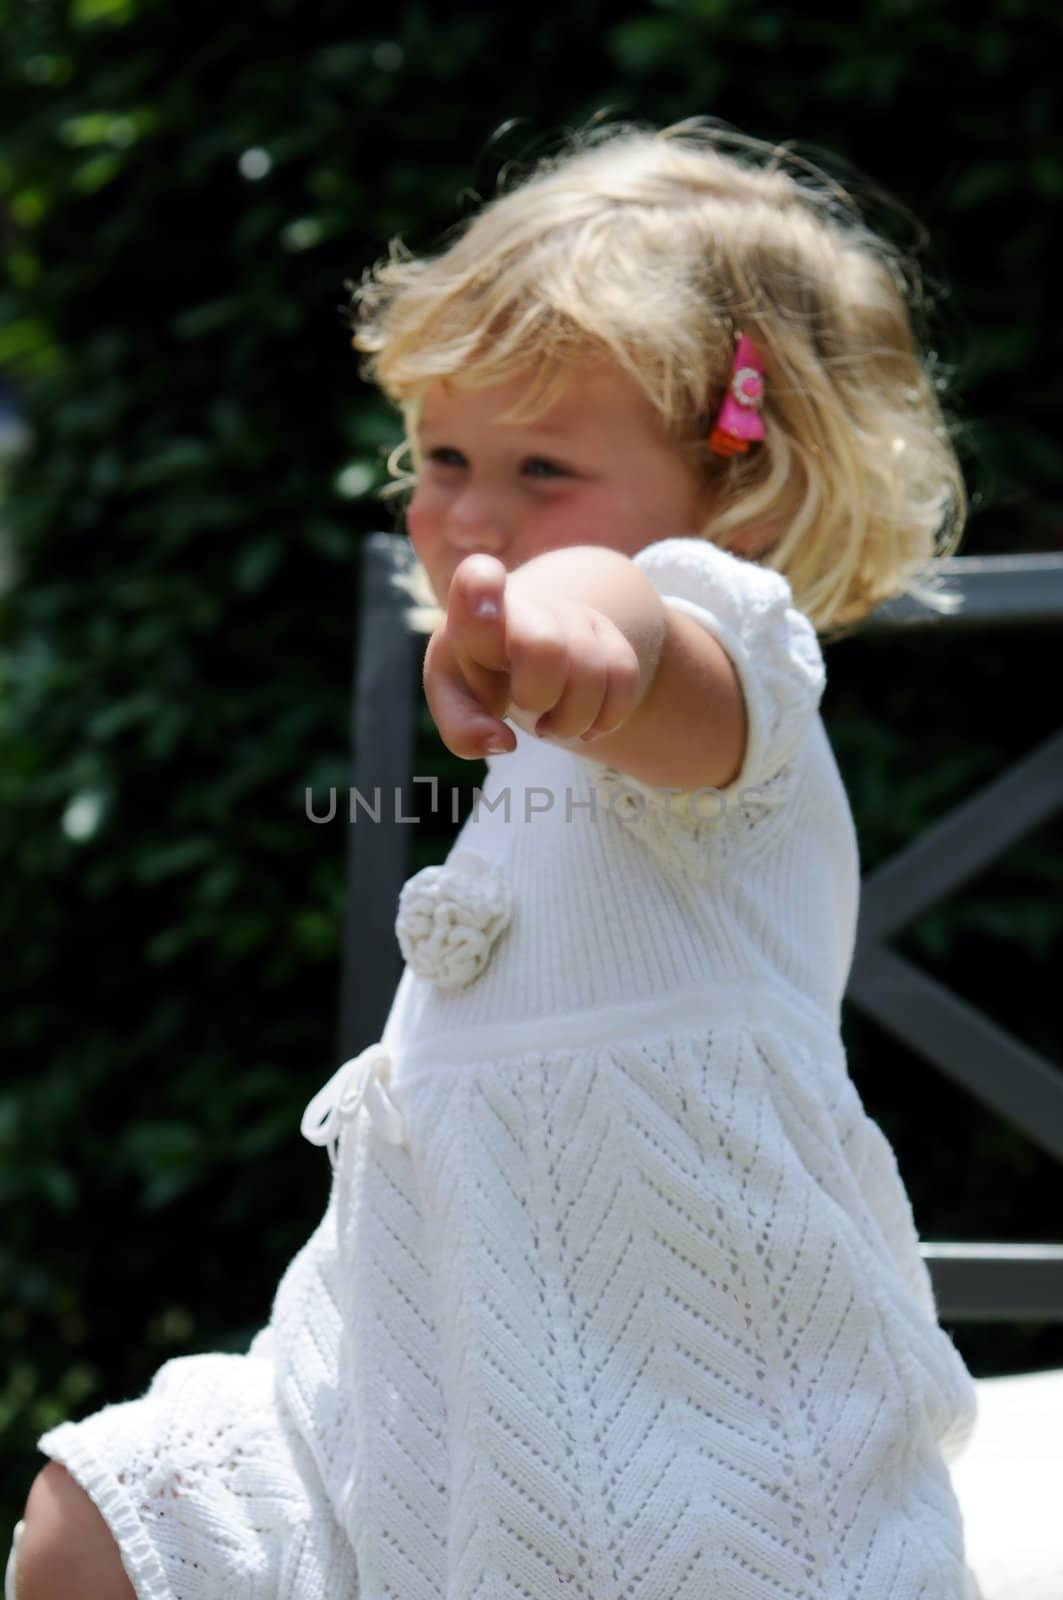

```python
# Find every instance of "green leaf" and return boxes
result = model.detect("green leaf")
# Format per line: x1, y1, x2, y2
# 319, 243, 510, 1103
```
948, 160, 1018, 210
234, 538, 283, 592
609, 17, 679, 70
70, 151, 125, 193
71, 0, 141, 26
126, 439, 212, 487
171, 299, 241, 341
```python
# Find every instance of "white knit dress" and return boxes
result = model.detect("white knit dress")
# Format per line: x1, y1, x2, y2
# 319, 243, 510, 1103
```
34, 536, 981, 1600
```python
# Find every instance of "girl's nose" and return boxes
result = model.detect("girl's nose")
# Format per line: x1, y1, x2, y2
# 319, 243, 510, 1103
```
446, 490, 513, 555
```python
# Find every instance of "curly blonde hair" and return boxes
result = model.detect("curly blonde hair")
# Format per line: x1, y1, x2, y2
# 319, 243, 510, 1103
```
345, 119, 970, 639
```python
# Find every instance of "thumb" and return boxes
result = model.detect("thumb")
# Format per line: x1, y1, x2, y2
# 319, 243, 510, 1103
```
423, 627, 516, 761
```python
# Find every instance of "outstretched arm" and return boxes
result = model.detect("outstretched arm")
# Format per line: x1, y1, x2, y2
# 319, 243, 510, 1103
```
422, 547, 748, 793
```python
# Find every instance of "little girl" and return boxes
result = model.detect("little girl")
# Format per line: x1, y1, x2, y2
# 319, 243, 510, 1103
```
13, 121, 982, 1600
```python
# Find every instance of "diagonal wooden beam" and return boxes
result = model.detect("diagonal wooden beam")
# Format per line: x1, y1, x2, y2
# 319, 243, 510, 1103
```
847, 943, 1063, 1163
855, 726, 1063, 949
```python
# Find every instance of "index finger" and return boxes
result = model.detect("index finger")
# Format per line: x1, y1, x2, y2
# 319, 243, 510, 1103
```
446, 554, 510, 673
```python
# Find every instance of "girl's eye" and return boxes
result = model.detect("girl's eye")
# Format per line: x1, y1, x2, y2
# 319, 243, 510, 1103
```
422, 448, 571, 480
522, 457, 569, 480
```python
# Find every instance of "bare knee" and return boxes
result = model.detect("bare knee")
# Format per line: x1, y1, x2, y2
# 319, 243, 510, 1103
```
15, 1463, 135, 1600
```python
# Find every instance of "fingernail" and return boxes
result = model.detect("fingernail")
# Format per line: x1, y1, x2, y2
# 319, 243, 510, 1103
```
474, 597, 500, 618
485, 738, 510, 754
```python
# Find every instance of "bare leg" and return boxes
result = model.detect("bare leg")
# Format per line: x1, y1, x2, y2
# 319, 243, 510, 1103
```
14, 1463, 136, 1600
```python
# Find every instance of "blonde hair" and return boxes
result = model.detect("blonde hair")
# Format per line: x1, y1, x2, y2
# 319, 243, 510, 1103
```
346, 119, 970, 639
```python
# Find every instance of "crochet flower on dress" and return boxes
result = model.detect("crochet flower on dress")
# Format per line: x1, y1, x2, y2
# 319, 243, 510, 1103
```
396, 848, 512, 989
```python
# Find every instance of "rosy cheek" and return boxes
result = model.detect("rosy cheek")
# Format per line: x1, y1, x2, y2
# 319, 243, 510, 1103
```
406, 484, 440, 551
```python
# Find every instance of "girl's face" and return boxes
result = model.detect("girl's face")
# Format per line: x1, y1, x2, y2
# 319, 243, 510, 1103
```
407, 364, 713, 604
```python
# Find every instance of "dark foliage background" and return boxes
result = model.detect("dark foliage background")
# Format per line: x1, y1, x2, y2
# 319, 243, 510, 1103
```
2, 0, 1061, 1538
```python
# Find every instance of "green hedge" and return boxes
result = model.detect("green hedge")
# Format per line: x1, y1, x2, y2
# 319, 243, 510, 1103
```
2, 0, 1061, 1535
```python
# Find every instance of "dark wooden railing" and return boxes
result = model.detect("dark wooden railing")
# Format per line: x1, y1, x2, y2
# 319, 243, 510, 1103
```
846, 555, 1063, 1320
337, 533, 1063, 1322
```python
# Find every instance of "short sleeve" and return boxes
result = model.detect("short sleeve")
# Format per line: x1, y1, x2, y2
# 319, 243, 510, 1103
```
632, 536, 826, 799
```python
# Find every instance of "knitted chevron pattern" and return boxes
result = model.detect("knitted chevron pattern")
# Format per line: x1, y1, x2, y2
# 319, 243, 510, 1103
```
324, 1007, 977, 1600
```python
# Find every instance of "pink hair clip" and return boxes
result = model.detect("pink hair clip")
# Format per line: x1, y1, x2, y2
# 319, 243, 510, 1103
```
707, 330, 767, 457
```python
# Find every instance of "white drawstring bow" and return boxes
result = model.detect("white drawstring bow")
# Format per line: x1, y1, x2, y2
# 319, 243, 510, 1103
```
300, 1043, 406, 1168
